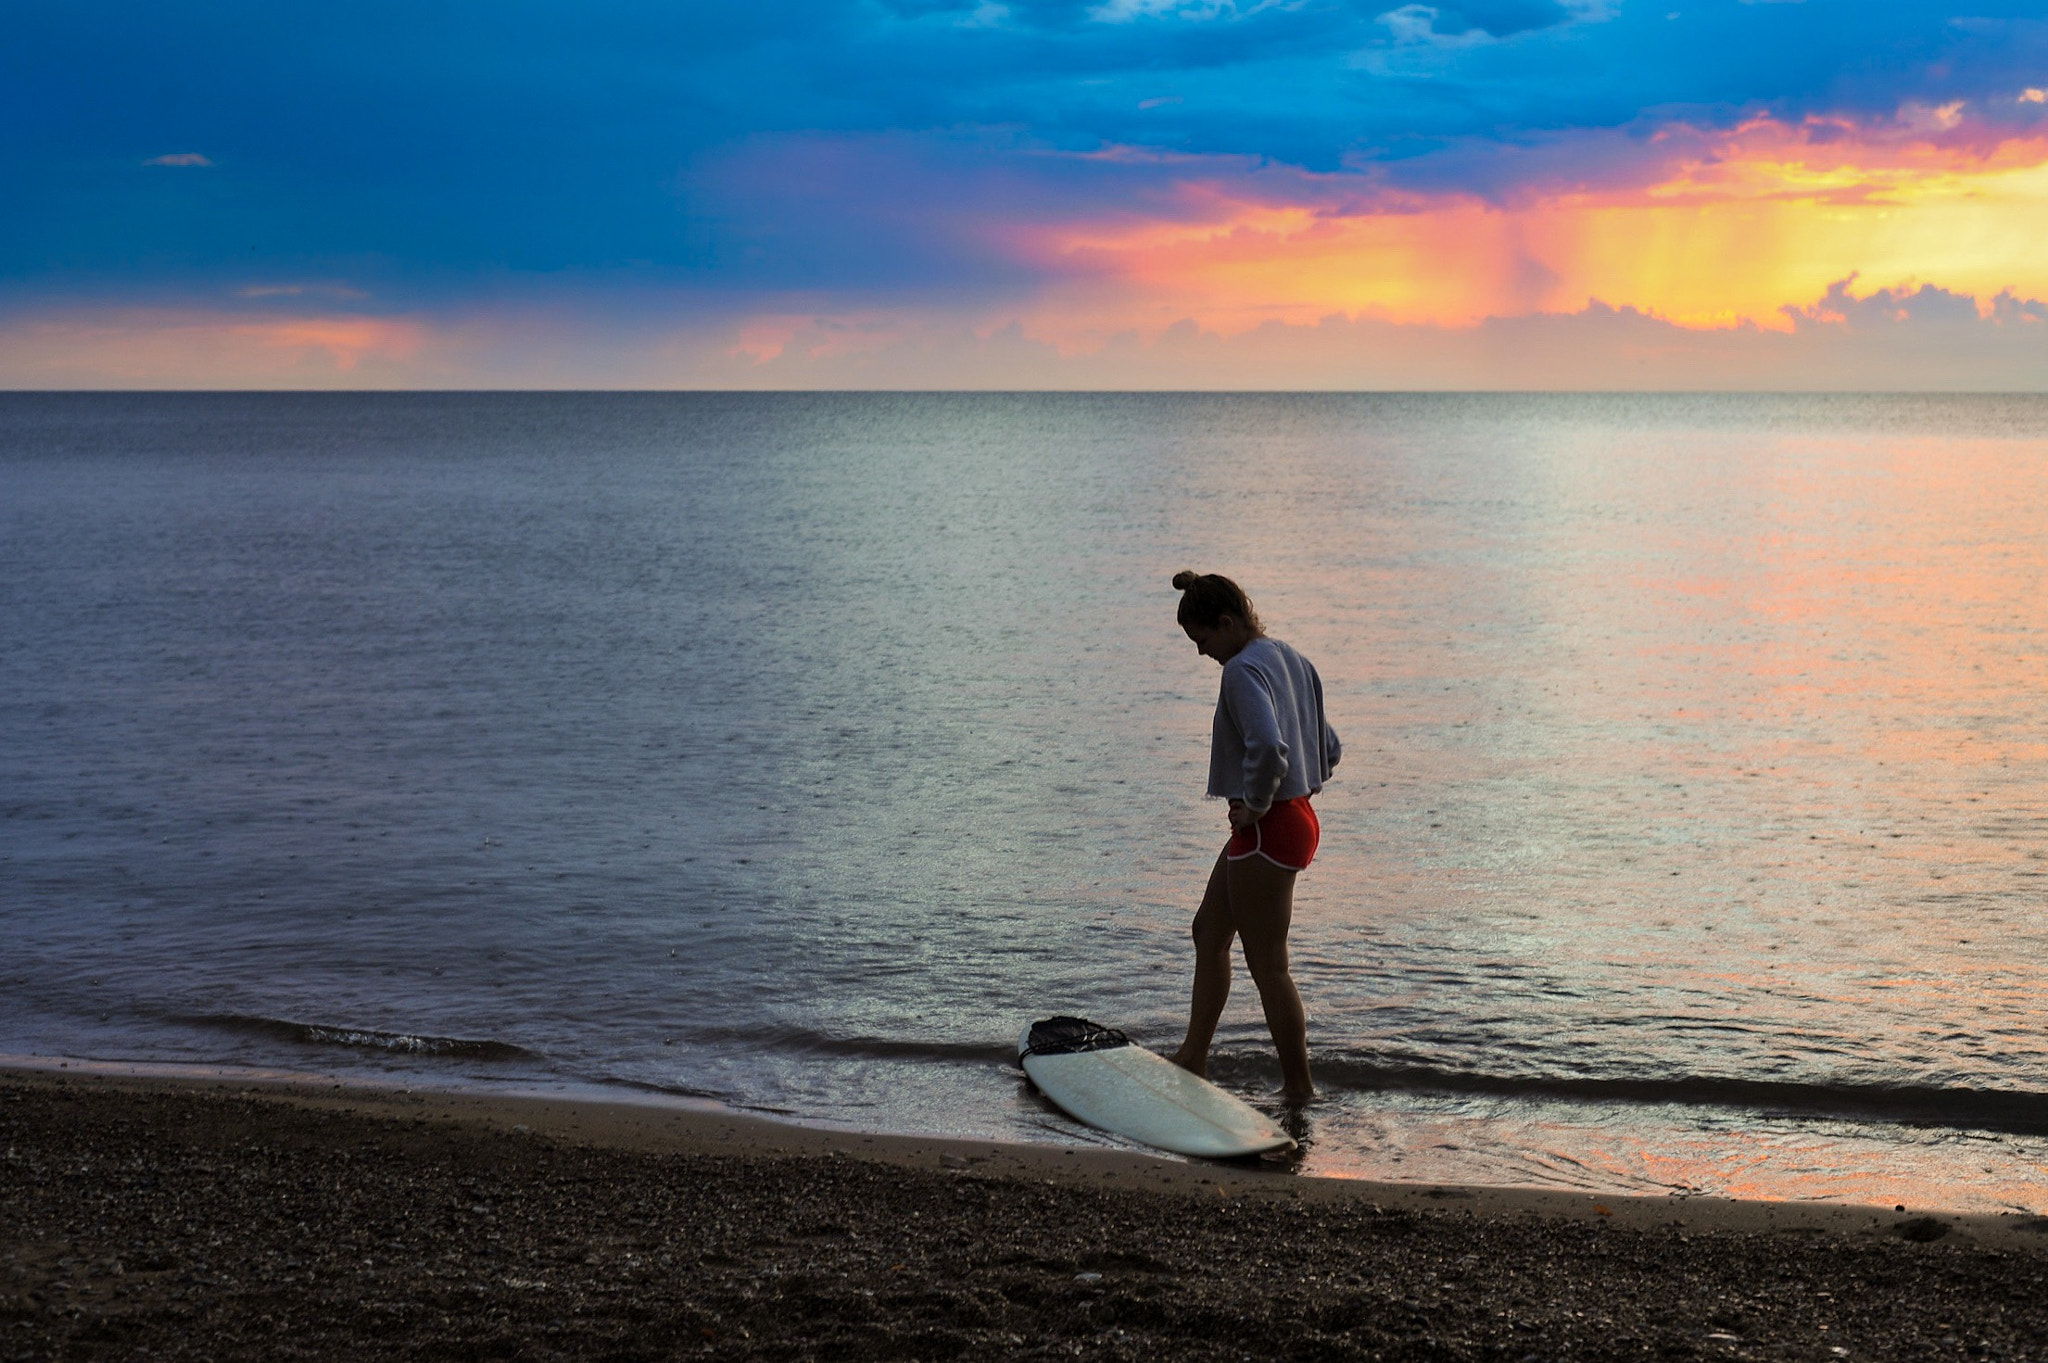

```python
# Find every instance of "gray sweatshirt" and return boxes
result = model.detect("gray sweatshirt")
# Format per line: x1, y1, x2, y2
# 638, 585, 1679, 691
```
1207, 636, 1341, 816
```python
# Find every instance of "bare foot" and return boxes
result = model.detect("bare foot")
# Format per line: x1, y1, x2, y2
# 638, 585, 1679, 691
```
1168, 1047, 1206, 1078
1281, 1085, 1316, 1108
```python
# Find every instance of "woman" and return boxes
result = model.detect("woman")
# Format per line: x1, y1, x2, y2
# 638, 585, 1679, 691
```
1167, 570, 1340, 1105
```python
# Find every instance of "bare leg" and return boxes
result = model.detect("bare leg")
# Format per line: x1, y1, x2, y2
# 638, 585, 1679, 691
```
1227, 854, 1314, 1105
1170, 851, 1235, 1078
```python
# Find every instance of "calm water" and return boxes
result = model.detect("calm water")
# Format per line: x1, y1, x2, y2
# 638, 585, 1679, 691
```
5, 392, 2046, 1212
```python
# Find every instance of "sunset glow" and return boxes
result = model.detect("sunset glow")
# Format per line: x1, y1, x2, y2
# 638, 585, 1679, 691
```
1016, 116, 2048, 339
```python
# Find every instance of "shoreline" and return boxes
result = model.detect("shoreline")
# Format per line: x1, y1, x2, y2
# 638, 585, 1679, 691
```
6, 1058, 2046, 1247
8, 1064, 2048, 1360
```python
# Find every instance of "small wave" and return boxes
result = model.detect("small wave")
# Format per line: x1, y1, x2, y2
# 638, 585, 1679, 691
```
185, 1014, 537, 1062
594, 1075, 796, 1113
675, 1024, 1015, 1066
1305, 1055, 2048, 1137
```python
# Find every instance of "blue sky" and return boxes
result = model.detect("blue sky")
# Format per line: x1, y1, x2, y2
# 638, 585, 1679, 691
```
5, 2, 2047, 386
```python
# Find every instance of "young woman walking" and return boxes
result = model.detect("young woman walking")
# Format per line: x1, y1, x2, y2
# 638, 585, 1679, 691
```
1167, 571, 1341, 1105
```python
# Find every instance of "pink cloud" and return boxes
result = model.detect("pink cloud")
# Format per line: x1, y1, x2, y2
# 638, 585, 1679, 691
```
0, 309, 428, 387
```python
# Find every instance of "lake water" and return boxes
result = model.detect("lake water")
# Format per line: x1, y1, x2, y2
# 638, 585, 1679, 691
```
5, 391, 2046, 1213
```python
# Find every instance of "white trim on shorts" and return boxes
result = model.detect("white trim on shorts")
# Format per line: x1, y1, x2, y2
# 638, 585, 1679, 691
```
1224, 819, 1309, 873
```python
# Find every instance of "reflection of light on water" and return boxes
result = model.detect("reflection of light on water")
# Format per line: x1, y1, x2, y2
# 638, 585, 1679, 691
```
7, 394, 2048, 1218
1297, 1091, 2048, 1215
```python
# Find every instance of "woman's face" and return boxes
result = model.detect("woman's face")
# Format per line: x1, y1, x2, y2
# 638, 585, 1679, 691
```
1184, 614, 1250, 664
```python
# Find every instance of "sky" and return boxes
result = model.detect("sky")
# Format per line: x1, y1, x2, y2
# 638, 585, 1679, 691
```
5, 0, 2048, 388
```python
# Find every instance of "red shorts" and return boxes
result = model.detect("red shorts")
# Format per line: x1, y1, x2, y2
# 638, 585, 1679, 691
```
1225, 795, 1320, 871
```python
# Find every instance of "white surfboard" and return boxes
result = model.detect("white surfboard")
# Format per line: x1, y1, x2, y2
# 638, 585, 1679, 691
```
1018, 1016, 1296, 1159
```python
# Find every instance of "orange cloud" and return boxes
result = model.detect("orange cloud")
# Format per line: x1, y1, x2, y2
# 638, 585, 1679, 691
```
1010, 113, 2048, 340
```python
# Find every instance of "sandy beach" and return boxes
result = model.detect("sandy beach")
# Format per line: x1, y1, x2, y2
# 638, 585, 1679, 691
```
4, 1066, 2046, 1360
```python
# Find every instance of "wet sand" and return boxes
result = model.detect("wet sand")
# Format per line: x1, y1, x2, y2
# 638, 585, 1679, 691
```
5, 1067, 2046, 1360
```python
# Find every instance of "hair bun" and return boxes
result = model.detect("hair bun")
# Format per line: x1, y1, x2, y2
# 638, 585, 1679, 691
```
1171, 570, 1199, 591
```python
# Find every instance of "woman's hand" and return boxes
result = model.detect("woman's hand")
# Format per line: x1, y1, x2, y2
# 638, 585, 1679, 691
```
1227, 801, 1262, 830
